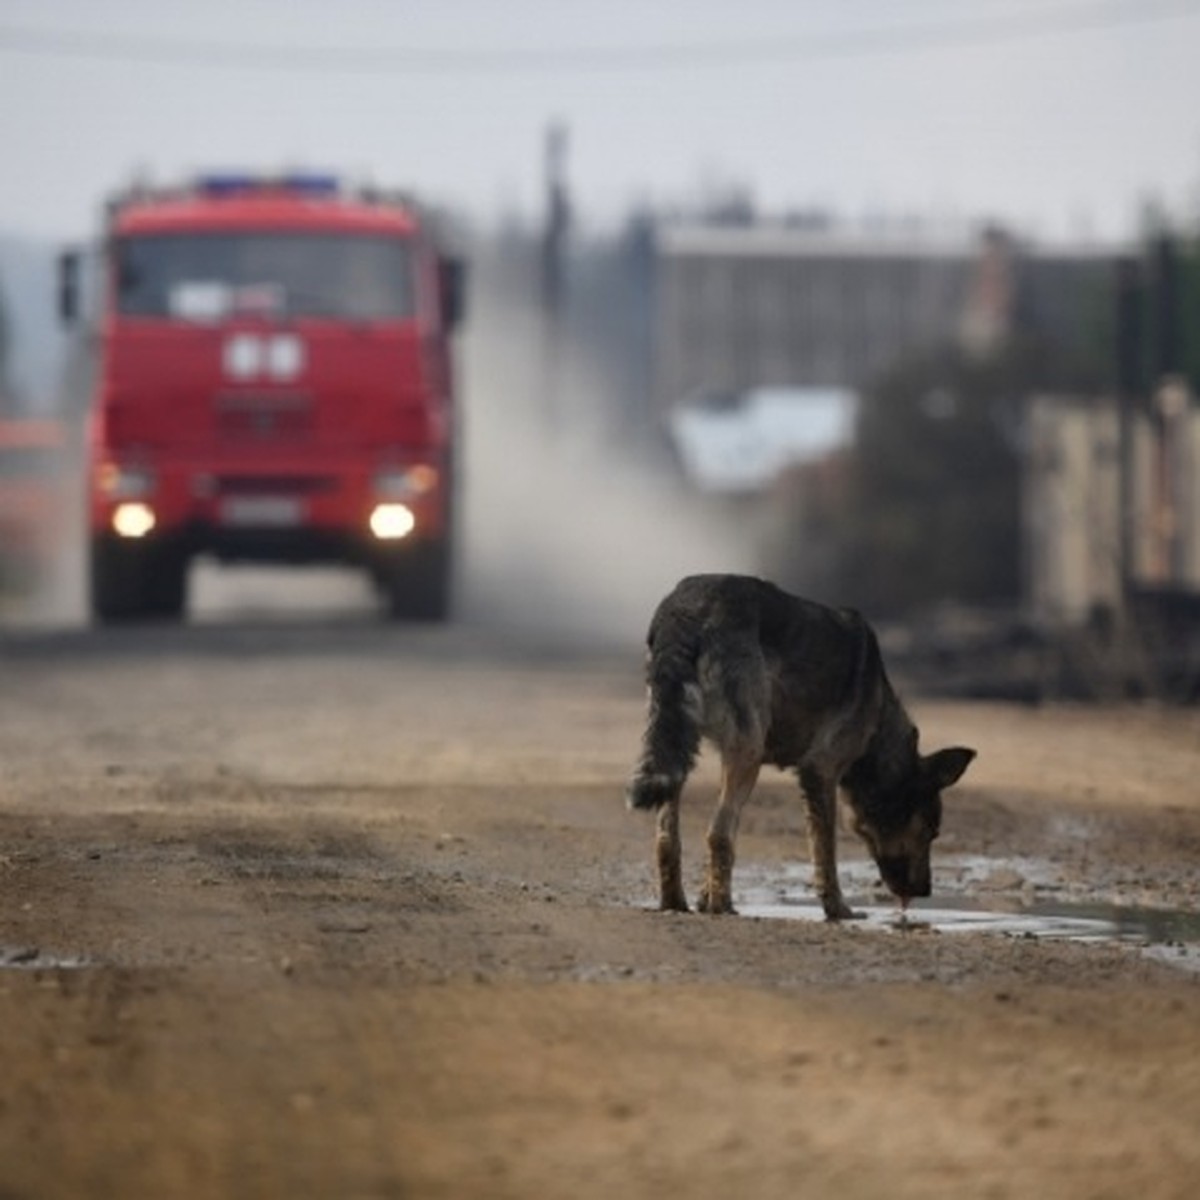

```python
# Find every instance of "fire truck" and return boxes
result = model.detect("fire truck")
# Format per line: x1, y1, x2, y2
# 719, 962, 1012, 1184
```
59, 173, 464, 622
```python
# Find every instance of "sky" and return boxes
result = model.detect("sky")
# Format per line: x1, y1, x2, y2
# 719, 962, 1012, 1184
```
1, 0, 1200, 243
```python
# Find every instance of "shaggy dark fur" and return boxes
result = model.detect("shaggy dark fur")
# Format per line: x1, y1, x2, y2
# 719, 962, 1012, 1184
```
627, 575, 975, 919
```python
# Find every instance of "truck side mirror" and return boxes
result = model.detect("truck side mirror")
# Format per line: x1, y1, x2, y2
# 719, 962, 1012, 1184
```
438, 256, 466, 332
58, 249, 80, 325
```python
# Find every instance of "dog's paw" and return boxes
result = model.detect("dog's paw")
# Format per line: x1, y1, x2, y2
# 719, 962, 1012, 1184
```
697, 886, 736, 915
823, 897, 865, 922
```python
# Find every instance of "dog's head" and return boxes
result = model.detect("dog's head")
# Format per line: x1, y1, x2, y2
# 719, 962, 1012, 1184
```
851, 745, 975, 902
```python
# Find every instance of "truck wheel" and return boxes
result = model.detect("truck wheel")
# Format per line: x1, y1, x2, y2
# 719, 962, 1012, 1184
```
91, 538, 144, 622
91, 538, 187, 624
145, 548, 188, 620
378, 541, 452, 622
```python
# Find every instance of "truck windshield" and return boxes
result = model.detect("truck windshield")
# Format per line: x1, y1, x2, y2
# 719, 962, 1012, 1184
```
115, 232, 415, 321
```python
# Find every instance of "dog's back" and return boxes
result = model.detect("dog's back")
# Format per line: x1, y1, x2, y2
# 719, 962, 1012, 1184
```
628, 574, 882, 808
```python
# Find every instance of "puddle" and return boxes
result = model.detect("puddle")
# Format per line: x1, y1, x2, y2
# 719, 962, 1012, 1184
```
738, 896, 1200, 943
0, 946, 93, 971
735, 859, 1200, 974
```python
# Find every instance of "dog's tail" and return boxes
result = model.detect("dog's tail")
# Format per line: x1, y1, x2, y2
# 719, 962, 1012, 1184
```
626, 617, 702, 811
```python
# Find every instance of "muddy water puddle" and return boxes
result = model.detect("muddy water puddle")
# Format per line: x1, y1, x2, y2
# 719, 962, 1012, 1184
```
0, 946, 92, 971
736, 856, 1200, 973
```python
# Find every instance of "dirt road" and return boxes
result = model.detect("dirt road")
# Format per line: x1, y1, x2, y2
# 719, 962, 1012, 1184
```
2, 616, 1199, 1199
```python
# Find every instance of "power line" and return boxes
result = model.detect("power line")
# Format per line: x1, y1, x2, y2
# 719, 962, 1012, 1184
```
0, 0, 1197, 76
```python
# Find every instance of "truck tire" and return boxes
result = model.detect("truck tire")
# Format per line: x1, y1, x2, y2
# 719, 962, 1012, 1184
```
145, 547, 188, 620
91, 538, 188, 624
378, 540, 452, 622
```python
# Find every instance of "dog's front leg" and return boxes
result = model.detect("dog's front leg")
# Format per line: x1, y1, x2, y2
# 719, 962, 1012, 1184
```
800, 768, 860, 921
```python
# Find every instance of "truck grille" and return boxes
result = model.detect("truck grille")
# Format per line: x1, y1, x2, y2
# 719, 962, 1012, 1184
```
215, 392, 312, 440
213, 474, 335, 496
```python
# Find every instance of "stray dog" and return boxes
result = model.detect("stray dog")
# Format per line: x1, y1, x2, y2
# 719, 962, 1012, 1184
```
626, 575, 975, 919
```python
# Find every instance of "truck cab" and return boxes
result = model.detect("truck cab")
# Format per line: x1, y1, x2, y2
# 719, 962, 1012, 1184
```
61, 173, 464, 622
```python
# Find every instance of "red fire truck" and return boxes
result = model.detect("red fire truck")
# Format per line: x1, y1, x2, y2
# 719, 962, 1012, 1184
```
59, 173, 464, 622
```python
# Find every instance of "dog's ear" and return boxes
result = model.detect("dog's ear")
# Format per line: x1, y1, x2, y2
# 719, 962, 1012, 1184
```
923, 746, 976, 790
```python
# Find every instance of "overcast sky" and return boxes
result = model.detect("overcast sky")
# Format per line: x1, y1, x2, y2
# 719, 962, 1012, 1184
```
2, 0, 1199, 243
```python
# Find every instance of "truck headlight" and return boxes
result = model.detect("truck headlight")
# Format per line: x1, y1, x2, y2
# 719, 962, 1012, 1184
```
112, 502, 157, 538
369, 503, 415, 540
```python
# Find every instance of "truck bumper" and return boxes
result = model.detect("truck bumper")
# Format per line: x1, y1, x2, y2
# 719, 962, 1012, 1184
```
90, 452, 451, 567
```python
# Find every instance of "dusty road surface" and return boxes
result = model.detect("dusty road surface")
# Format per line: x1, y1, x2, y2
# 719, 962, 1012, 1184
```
2, 614, 1199, 1199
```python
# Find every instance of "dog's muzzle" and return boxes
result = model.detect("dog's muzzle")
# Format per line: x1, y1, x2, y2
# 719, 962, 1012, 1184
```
878, 857, 931, 900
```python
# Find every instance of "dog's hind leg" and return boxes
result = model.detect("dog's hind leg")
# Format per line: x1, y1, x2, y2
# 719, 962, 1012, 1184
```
655, 790, 689, 912
698, 749, 760, 915
799, 766, 860, 921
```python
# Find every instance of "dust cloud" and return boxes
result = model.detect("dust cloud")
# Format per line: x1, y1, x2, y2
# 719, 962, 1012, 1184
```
458, 272, 754, 651
3, 428, 87, 630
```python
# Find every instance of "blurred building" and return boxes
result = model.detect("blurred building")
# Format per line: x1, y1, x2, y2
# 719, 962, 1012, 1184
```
1024, 395, 1123, 624
650, 220, 1115, 425
636, 215, 1126, 609
653, 222, 973, 413
1025, 389, 1200, 625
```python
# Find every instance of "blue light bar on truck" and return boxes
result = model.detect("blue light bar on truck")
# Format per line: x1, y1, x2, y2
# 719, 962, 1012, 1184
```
195, 173, 340, 198
282, 173, 341, 197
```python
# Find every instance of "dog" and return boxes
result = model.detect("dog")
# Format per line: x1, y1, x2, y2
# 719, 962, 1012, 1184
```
626, 574, 975, 919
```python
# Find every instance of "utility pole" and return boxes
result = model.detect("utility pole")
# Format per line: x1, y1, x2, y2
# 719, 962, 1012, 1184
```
540, 121, 570, 435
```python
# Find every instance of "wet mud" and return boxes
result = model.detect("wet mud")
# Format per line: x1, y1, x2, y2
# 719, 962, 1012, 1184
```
1, 625, 1198, 1199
